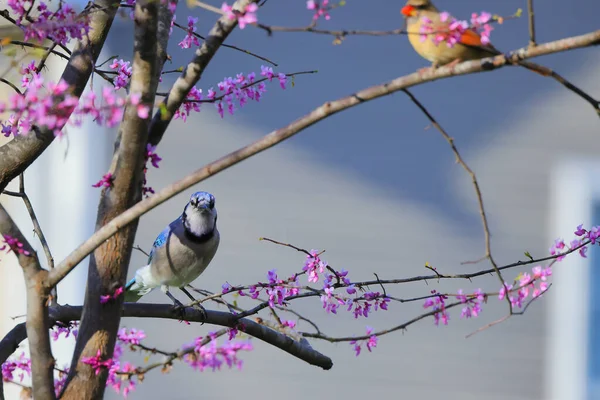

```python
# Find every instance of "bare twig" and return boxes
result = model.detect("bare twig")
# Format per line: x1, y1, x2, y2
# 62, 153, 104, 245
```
15, 174, 56, 303
401, 89, 511, 313
259, 237, 312, 256
527, 0, 536, 47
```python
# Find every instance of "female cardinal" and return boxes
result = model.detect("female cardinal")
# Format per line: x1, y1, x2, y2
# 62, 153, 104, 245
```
401, 0, 500, 69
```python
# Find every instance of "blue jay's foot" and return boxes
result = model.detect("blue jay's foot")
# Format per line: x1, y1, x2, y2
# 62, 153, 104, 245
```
172, 303, 187, 320
165, 289, 188, 320
180, 286, 207, 324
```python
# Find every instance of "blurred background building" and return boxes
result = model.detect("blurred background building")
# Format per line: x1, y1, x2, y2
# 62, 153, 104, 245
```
1, 0, 599, 399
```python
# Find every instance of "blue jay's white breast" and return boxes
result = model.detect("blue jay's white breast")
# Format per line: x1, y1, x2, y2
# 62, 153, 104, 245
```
149, 223, 220, 288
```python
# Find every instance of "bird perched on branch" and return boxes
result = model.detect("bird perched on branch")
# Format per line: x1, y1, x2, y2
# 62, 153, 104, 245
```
401, 0, 500, 70
124, 191, 220, 318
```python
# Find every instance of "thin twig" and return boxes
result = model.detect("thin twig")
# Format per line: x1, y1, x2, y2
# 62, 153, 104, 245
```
0, 78, 23, 94
171, 21, 278, 66
402, 89, 512, 313
259, 237, 312, 256
16, 175, 56, 304
527, 0, 536, 47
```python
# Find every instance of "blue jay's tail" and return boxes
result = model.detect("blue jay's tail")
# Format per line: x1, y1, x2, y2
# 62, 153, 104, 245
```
124, 278, 143, 303
124, 265, 155, 303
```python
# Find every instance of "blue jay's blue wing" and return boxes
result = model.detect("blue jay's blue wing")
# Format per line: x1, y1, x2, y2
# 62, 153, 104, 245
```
148, 224, 173, 264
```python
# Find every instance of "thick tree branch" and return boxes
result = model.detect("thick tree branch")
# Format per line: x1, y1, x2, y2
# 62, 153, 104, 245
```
0, 205, 55, 399
45, 30, 600, 290
61, 1, 160, 398
0, 305, 333, 372
155, 0, 177, 83
0, 0, 120, 193
147, 0, 258, 146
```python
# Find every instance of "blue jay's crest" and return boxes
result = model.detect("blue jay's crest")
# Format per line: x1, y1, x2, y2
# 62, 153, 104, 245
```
188, 191, 215, 210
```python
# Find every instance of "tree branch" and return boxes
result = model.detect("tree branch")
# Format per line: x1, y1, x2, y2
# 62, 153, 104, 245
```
45, 30, 600, 290
0, 204, 55, 399
0, 305, 334, 372
147, 0, 259, 146
0, 0, 121, 193
61, 0, 160, 397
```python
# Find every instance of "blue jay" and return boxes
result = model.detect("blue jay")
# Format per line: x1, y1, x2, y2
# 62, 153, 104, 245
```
124, 191, 220, 316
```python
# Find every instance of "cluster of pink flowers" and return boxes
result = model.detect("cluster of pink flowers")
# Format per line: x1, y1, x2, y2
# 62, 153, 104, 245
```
179, 16, 200, 49
320, 268, 390, 318
1, 234, 31, 256
499, 265, 551, 308
92, 172, 114, 189
183, 333, 253, 371
8, 0, 90, 45
117, 328, 146, 346
423, 224, 600, 326
51, 321, 79, 341
1, 71, 149, 137
347, 290, 390, 319
419, 11, 493, 47
349, 327, 378, 357
221, 2, 258, 29
223, 270, 301, 308
109, 59, 133, 91
423, 290, 450, 326
100, 286, 124, 304
81, 343, 137, 397
303, 250, 328, 282
142, 144, 162, 197
306, 0, 331, 21
1, 352, 31, 382
455, 288, 485, 318
175, 66, 287, 121
551, 224, 600, 260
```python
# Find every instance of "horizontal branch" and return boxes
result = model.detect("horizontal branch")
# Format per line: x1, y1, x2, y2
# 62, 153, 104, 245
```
45, 29, 600, 290
0, 304, 333, 371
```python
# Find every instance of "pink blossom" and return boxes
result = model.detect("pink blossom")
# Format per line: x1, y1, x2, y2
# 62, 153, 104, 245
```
51, 321, 79, 341
82, 350, 114, 375
349, 326, 378, 356
179, 16, 200, 49
221, 2, 258, 29
303, 250, 327, 283
306, 0, 331, 20
1, 234, 31, 256
8, 0, 90, 45
117, 328, 146, 345
100, 286, 124, 304
423, 290, 449, 326
92, 173, 114, 189
1, 352, 31, 382
109, 59, 132, 90
419, 11, 494, 48
183, 335, 253, 371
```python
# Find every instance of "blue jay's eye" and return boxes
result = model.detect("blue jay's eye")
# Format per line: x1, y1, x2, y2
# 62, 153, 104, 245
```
208, 198, 215, 209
